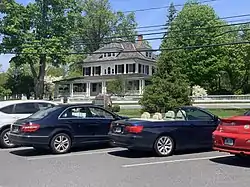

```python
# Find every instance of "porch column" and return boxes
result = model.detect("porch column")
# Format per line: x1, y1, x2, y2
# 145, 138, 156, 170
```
141, 79, 145, 94
86, 82, 90, 97
124, 64, 126, 74
102, 81, 107, 94
136, 63, 139, 73
69, 83, 73, 97
139, 80, 142, 94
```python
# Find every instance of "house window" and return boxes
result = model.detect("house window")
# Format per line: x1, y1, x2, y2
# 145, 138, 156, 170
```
126, 64, 136, 73
104, 53, 107, 57
152, 66, 155, 74
149, 53, 152, 58
138, 64, 142, 73
104, 69, 107, 74
142, 65, 145, 73
107, 67, 111, 74
146, 52, 148, 57
108, 53, 111, 57
115, 64, 124, 74
92, 83, 97, 92
93, 66, 101, 75
145, 65, 149, 75
112, 69, 114, 74
83, 67, 91, 76
112, 53, 116, 56
73, 83, 86, 93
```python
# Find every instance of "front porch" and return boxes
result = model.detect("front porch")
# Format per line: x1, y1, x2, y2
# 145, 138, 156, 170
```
54, 78, 150, 98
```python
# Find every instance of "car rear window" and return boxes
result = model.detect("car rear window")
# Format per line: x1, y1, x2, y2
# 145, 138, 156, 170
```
28, 106, 60, 119
0, 105, 14, 114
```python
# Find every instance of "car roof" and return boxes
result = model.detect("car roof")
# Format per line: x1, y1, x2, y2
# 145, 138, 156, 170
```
0, 100, 57, 109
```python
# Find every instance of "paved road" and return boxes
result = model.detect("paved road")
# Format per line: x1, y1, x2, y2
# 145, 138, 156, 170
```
0, 145, 250, 187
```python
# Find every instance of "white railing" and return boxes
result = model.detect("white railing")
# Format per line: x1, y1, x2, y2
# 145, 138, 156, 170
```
190, 95, 250, 101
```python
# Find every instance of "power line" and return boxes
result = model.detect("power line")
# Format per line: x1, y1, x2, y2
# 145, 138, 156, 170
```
134, 13, 250, 30
2, 40, 250, 55
1, 21, 250, 50
122, 0, 220, 13
72, 21, 250, 43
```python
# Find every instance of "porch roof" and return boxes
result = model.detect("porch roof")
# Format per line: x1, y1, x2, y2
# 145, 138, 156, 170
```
53, 74, 151, 84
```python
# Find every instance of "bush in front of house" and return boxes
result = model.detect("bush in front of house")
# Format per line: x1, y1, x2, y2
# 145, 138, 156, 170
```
112, 105, 120, 112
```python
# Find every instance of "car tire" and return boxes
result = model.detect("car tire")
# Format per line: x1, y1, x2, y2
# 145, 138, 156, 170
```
0, 128, 16, 148
50, 133, 72, 154
153, 135, 175, 157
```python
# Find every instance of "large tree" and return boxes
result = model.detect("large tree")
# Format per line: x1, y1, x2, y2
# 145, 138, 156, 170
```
161, 2, 228, 92
73, 0, 138, 53
0, 0, 77, 99
0, 0, 138, 99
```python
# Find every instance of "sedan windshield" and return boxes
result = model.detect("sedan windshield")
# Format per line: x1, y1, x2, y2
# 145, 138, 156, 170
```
28, 106, 60, 119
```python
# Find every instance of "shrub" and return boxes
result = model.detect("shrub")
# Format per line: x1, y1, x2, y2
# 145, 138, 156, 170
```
112, 105, 120, 112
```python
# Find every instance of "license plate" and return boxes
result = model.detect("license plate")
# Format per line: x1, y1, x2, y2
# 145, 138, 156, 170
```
224, 138, 234, 146
114, 127, 122, 133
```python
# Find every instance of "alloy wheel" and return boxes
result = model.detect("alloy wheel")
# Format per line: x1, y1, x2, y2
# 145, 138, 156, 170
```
2, 129, 15, 148
52, 134, 71, 153
155, 136, 174, 156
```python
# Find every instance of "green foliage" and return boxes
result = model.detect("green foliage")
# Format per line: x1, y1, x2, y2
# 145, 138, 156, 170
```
0, 69, 12, 99
161, 2, 227, 93
111, 104, 120, 112
73, 0, 138, 52
139, 68, 191, 113
4, 63, 34, 98
106, 77, 125, 95
0, 0, 138, 98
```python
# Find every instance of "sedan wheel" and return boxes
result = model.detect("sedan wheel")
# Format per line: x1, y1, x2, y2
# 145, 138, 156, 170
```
154, 135, 175, 157
0, 129, 15, 148
50, 133, 71, 154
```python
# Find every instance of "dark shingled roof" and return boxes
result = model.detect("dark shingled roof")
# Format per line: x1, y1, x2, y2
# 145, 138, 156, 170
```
83, 40, 157, 63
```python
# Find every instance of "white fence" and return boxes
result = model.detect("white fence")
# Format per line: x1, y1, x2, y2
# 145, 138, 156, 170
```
53, 95, 250, 109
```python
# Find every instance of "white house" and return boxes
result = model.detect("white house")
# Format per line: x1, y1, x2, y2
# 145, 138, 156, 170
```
54, 35, 157, 98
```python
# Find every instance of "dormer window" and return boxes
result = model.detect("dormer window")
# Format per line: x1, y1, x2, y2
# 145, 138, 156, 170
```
145, 52, 152, 58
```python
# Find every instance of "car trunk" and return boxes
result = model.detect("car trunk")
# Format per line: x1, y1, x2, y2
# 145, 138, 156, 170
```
219, 116, 250, 134
110, 119, 144, 135
11, 118, 38, 134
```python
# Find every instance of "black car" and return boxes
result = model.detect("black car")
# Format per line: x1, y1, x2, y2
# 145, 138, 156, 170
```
9, 104, 128, 154
109, 106, 220, 157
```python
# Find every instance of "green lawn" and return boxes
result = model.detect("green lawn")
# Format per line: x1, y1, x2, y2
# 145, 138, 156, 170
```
117, 108, 248, 118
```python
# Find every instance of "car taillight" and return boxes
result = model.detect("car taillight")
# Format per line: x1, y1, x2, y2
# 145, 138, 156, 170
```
21, 123, 40, 132
125, 125, 143, 133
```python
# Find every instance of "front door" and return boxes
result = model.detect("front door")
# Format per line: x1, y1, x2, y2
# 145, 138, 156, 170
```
85, 106, 116, 141
183, 108, 218, 148
58, 106, 97, 143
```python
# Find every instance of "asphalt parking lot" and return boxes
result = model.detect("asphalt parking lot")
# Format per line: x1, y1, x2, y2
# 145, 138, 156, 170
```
0, 145, 250, 187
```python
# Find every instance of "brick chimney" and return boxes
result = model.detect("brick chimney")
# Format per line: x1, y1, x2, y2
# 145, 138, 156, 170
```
137, 35, 143, 46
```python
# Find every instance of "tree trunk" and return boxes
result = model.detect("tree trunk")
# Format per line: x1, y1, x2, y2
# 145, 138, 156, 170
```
34, 55, 46, 99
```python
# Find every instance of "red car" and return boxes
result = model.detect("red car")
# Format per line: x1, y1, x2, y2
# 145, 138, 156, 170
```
213, 115, 250, 157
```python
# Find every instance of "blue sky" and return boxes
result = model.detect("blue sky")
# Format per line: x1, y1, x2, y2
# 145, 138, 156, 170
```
1, 0, 250, 72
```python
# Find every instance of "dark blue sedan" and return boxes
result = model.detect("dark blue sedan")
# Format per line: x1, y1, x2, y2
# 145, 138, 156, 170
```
9, 104, 127, 154
109, 106, 220, 157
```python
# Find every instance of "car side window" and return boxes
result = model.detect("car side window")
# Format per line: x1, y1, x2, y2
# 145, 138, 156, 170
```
88, 107, 114, 119
60, 107, 91, 119
185, 108, 213, 121
0, 105, 14, 114
13, 103, 39, 114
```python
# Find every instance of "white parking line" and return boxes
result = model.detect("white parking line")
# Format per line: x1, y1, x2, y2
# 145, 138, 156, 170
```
26, 147, 125, 161
0, 147, 33, 152
122, 155, 232, 168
